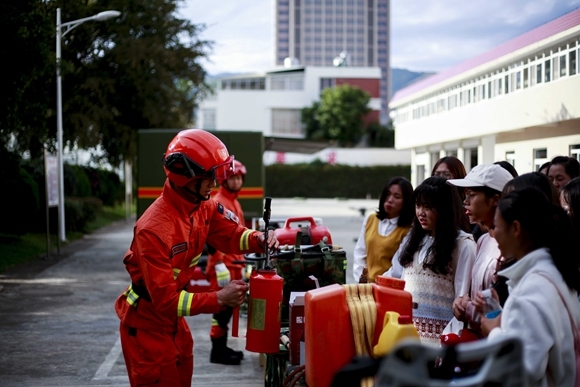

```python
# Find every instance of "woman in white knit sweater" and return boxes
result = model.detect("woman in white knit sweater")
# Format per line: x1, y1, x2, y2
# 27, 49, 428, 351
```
384, 176, 476, 346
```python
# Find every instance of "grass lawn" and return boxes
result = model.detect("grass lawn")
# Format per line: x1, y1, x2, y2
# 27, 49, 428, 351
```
0, 203, 131, 274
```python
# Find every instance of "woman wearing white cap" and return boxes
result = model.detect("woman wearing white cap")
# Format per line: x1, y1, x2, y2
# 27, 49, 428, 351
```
446, 164, 514, 326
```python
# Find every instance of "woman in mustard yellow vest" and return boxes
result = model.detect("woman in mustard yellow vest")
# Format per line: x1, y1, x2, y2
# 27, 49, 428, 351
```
353, 177, 414, 283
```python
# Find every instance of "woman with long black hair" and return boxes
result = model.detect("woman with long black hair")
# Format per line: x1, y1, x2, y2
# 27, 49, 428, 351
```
353, 177, 414, 283
478, 187, 580, 386
384, 176, 476, 346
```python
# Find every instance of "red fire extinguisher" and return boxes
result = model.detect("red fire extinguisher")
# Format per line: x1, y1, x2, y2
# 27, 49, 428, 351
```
245, 268, 283, 353
239, 196, 284, 353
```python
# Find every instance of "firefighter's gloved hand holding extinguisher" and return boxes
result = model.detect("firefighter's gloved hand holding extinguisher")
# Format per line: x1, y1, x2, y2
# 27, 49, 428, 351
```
217, 280, 248, 307
258, 231, 279, 253
215, 263, 231, 288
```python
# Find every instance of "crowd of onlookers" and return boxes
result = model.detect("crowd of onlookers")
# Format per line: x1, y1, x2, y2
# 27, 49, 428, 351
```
353, 155, 580, 386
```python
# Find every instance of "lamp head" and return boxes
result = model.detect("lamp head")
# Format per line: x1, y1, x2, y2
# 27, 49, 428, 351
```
93, 11, 121, 21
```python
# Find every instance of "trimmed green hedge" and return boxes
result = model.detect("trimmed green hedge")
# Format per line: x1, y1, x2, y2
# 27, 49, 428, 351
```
265, 163, 411, 199
65, 197, 103, 233
0, 148, 123, 236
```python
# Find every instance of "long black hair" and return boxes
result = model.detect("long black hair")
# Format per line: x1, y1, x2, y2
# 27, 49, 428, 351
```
561, 177, 580, 241
497, 187, 580, 292
376, 177, 414, 227
502, 172, 557, 204
399, 176, 465, 275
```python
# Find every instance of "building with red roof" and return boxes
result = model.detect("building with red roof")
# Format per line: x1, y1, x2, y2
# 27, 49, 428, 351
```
390, 8, 580, 185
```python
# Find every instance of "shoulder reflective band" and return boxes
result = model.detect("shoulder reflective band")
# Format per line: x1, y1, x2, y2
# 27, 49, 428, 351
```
239, 229, 253, 250
178, 290, 194, 316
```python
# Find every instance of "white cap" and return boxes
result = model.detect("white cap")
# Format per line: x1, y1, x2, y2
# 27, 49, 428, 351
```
447, 164, 513, 193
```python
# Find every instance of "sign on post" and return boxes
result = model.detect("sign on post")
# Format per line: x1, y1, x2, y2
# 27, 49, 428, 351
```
45, 153, 59, 207
45, 151, 60, 257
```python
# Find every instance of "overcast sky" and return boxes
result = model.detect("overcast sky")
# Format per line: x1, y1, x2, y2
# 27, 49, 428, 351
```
180, 0, 580, 75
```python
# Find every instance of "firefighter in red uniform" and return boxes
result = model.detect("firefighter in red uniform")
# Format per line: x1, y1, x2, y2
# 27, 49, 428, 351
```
205, 159, 248, 365
115, 129, 278, 387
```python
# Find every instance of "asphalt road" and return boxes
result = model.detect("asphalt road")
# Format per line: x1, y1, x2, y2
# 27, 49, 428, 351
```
0, 198, 374, 387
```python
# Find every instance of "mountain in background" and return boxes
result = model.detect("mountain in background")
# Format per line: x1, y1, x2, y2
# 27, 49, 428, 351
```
391, 68, 433, 95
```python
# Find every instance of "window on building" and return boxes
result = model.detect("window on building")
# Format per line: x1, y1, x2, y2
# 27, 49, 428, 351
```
416, 165, 425, 185
523, 68, 529, 88
552, 57, 559, 81
497, 78, 503, 95
570, 145, 580, 162
271, 78, 286, 90
571, 50, 577, 76
288, 76, 304, 90
505, 75, 510, 93
536, 63, 543, 84
272, 109, 303, 136
202, 109, 216, 130
534, 148, 548, 171
560, 55, 567, 77
545, 59, 551, 82
505, 151, 516, 168
469, 148, 478, 170
430, 152, 440, 171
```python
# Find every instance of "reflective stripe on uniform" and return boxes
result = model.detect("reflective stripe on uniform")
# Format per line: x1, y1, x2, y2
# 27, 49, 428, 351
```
173, 268, 181, 279
123, 285, 140, 307
189, 253, 201, 268
177, 290, 194, 316
239, 229, 252, 250
211, 318, 219, 327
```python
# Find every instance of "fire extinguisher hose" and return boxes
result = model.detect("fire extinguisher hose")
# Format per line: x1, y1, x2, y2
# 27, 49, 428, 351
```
282, 364, 306, 387
345, 284, 377, 387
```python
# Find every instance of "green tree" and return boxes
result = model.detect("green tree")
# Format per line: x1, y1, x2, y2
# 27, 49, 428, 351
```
302, 84, 371, 147
0, 0, 212, 167
301, 101, 321, 139
0, 0, 55, 159
60, 0, 213, 167
367, 120, 395, 148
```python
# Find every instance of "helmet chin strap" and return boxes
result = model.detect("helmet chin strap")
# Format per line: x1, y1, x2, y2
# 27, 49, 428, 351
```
185, 179, 211, 202
171, 180, 211, 203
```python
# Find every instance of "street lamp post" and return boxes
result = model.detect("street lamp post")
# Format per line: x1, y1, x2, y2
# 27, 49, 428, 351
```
56, 8, 120, 242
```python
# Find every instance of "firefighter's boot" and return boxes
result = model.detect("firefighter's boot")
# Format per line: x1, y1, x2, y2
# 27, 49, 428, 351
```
210, 337, 243, 365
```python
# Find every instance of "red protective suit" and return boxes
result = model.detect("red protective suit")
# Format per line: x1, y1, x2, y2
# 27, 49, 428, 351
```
115, 180, 262, 387
206, 186, 245, 340
206, 186, 245, 287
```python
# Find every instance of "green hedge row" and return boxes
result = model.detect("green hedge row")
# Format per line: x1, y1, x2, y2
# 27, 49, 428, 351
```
0, 149, 123, 236
265, 162, 411, 199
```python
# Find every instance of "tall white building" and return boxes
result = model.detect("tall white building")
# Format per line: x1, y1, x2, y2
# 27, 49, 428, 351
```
275, 0, 390, 124
390, 9, 580, 187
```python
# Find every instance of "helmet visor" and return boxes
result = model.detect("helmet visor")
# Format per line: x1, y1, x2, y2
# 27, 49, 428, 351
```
212, 156, 236, 180
164, 153, 235, 180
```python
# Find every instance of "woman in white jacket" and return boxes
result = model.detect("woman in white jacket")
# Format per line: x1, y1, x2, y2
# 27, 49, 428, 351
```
479, 187, 580, 387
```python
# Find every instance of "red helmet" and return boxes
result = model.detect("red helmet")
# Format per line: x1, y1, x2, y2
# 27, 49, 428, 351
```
220, 160, 247, 184
162, 129, 234, 187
